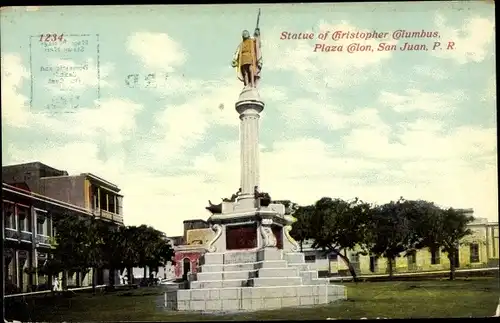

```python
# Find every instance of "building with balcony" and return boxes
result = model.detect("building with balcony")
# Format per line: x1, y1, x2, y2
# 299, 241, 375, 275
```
2, 162, 125, 293
3, 183, 94, 293
2, 162, 124, 225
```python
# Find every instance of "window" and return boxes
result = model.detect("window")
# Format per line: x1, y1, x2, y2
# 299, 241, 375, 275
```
109, 195, 116, 213
470, 243, 480, 263
369, 256, 378, 273
36, 211, 46, 235
430, 247, 441, 265
305, 255, 316, 263
17, 205, 30, 232
453, 247, 460, 268
317, 253, 327, 260
91, 185, 99, 209
3, 202, 15, 229
407, 250, 417, 269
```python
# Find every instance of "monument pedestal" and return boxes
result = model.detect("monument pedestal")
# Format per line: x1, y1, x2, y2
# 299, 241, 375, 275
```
162, 87, 346, 312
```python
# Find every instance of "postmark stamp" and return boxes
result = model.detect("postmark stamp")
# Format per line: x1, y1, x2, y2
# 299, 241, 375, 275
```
124, 72, 169, 89
29, 33, 100, 114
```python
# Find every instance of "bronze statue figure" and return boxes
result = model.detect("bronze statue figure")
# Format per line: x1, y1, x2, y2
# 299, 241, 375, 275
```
222, 188, 242, 203
206, 200, 222, 214
254, 185, 271, 207
232, 9, 262, 88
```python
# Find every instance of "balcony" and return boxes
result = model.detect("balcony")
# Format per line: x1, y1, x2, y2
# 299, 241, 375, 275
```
5, 228, 19, 240
3, 228, 41, 243
95, 209, 124, 224
20, 231, 33, 242
36, 234, 51, 246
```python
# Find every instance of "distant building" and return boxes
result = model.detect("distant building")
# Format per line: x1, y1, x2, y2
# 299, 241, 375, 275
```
3, 162, 124, 225
171, 228, 213, 280
2, 162, 125, 293
301, 216, 499, 277
169, 235, 185, 246
183, 219, 209, 240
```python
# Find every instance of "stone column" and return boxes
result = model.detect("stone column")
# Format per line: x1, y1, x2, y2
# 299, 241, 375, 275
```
30, 206, 38, 288
486, 225, 491, 259
235, 87, 264, 210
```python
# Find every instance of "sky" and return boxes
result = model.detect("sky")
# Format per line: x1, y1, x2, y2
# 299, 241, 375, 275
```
1, 2, 496, 236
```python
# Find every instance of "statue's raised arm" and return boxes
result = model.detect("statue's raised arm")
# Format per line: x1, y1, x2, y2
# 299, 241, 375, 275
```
231, 9, 263, 88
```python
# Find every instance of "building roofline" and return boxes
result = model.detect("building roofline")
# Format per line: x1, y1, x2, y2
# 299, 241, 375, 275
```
2, 161, 68, 175
183, 219, 208, 223
81, 173, 120, 191
2, 182, 92, 216
39, 175, 76, 179
174, 245, 207, 252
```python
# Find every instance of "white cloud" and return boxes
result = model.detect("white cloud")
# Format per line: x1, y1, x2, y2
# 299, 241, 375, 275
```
344, 117, 496, 161
413, 65, 449, 81
144, 76, 291, 165
481, 76, 496, 103
127, 32, 186, 72
4, 113, 498, 236
379, 88, 465, 114
432, 15, 495, 64
1, 54, 31, 127
2, 17, 497, 240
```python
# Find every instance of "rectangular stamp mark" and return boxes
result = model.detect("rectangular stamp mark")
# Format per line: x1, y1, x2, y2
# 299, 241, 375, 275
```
29, 33, 101, 114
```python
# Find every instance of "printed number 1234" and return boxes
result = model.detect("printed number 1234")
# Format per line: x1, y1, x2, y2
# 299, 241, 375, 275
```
40, 34, 64, 42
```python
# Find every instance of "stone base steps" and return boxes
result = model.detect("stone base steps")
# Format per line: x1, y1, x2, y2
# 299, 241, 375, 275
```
192, 250, 328, 289
252, 277, 303, 287
197, 270, 258, 281
284, 252, 306, 264
200, 260, 288, 273
191, 279, 250, 289
192, 276, 304, 289
197, 266, 300, 282
289, 263, 311, 271
164, 284, 346, 312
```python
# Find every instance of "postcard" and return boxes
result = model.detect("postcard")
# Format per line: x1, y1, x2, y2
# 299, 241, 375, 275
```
1, 2, 497, 321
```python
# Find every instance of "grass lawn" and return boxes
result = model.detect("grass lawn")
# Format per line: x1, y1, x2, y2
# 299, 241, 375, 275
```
8, 278, 499, 321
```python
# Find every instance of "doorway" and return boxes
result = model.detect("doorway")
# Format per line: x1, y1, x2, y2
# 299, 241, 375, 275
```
454, 248, 460, 268
182, 258, 191, 281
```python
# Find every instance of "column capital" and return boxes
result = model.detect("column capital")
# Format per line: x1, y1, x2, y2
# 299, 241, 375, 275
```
235, 87, 264, 115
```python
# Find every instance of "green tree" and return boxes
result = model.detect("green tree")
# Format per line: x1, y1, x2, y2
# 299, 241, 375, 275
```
144, 231, 175, 282
117, 226, 141, 284
366, 198, 417, 279
289, 205, 313, 252
51, 215, 91, 288
272, 200, 299, 215
124, 225, 174, 284
96, 221, 122, 288
51, 215, 107, 293
415, 206, 474, 280
86, 217, 108, 293
309, 197, 372, 282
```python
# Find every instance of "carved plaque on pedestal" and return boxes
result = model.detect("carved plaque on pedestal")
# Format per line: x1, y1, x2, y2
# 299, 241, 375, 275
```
225, 223, 258, 250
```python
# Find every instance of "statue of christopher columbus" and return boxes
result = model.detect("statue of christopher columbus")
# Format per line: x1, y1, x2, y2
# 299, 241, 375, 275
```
231, 9, 263, 88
